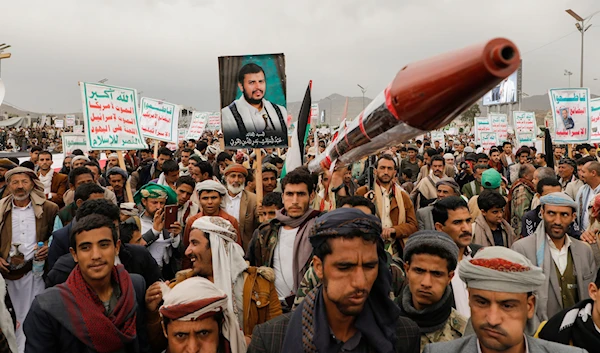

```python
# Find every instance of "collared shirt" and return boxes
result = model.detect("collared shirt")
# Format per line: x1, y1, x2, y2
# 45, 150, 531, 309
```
140, 212, 178, 267
11, 201, 37, 261
559, 174, 576, 190
451, 247, 473, 318
38, 169, 54, 195
226, 192, 242, 223
378, 184, 394, 228
576, 183, 600, 229
329, 327, 365, 353
547, 234, 572, 275
478, 335, 528, 353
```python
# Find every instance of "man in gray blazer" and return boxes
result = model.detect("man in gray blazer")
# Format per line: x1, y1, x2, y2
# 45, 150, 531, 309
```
511, 192, 596, 322
423, 246, 586, 353
417, 179, 462, 230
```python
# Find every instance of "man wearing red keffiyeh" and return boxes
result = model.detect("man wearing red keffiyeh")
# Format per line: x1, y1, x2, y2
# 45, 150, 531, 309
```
23, 214, 151, 353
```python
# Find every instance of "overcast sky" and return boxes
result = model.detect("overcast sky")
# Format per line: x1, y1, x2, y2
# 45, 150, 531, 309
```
1, 0, 599, 113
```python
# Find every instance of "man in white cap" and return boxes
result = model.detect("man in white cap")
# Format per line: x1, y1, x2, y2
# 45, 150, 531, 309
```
424, 247, 585, 353
156, 276, 247, 353
512, 192, 596, 322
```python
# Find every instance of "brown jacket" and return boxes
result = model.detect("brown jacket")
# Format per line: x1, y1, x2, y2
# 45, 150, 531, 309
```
147, 267, 282, 351
355, 185, 418, 239
38, 172, 68, 209
0, 199, 59, 279
237, 190, 260, 253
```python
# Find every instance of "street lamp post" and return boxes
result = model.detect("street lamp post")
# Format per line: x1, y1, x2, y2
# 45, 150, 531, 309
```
98, 78, 108, 84
564, 69, 573, 87
357, 84, 367, 110
565, 9, 600, 87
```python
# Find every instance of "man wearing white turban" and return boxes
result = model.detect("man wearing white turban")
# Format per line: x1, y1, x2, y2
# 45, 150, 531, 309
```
424, 247, 584, 353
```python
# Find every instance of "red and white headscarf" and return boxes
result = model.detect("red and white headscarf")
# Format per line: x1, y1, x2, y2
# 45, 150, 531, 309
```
160, 277, 246, 353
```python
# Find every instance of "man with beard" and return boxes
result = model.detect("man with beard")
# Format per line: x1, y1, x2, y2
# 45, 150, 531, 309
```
223, 164, 259, 252
400, 231, 467, 352
135, 183, 183, 280
146, 216, 280, 351
424, 247, 583, 353
0, 158, 17, 198
417, 179, 462, 231
512, 192, 596, 322
24, 214, 150, 352
221, 63, 288, 145
0, 167, 59, 351
106, 167, 130, 205
251, 168, 321, 312
36, 151, 68, 208
248, 208, 421, 353
432, 196, 482, 319
174, 176, 198, 232
576, 161, 600, 230
357, 155, 418, 256
488, 147, 503, 173
558, 158, 577, 191
414, 155, 448, 209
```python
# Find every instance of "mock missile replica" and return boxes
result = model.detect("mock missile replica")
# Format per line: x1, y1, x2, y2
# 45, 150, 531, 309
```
308, 38, 520, 173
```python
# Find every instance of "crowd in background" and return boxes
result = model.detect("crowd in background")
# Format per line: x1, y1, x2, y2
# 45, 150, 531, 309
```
0, 127, 598, 353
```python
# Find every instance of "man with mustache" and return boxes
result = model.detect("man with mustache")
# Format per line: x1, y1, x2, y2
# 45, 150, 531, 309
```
0, 167, 59, 352
0, 158, 18, 198
512, 192, 596, 322
249, 208, 421, 353
221, 63, 288, 146
400, 231, 467, 352
433, 196, 482, 319
223, 164, 258, 252
424, 246, 583, 353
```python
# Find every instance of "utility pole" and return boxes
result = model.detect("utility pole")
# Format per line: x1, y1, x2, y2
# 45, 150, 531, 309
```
357, 84, 367, 110
565, 9, 599, 87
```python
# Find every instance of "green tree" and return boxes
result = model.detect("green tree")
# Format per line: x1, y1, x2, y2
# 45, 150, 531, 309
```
460, 103, 481, 126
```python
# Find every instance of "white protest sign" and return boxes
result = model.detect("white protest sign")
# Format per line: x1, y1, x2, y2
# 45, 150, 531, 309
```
489, 113, 508, 143
55, 119, 64, 128
205, 112, 221, 131
513, 111, 537, 148
74, 125, 83, 134
186, 112, 208, 140
80, 82, 146, 150
474, 117, 492, 143
480, 132, 498, 152
62, 133, 89, 156
430, 131, 446, 149
548, 88, 590, 143
65, 115, 76, 127
40, 115, 47, 127
0, 79, 5, 107
139, 97, 179, 143
590, 98, 600, 142
310, 103, 319, 125
177, 128, 187, 142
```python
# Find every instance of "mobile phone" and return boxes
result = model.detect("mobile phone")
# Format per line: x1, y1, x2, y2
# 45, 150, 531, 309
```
164, 205, 178, 229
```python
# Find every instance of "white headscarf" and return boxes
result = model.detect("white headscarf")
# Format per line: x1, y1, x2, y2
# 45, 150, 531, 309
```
160, 277, 246, 353
190, 217, 248, 328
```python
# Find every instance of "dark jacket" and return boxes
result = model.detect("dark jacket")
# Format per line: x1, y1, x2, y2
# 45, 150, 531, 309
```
46, 244, 162, 289
47, 221, 74, 270
24, 273, 150, 353
248, 311, 420, 353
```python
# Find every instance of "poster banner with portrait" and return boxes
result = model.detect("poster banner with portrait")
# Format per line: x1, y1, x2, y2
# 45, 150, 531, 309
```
79, 82, 146, 150
430, 131, 445, 149
474, 117, 492, 144
589, 98, 600, 142
482, 68, 519, 106
548, 88, 590, 143
480, 132, 498, 152
489, 113, 508, 143
218, 53, 287, 148
62, 133, 89, 156
186, 111, 208, 140
139, 97, 179, 143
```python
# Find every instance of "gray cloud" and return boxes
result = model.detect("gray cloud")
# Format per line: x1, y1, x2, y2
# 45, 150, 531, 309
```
1, 0, 599, 113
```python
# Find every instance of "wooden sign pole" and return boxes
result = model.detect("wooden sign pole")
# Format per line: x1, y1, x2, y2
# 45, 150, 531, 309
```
153, 140, 159, 159
116, 150, 134, 203
255, 148, 263, 206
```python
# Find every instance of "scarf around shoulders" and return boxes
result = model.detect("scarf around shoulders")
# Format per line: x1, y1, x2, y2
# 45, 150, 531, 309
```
398, 284, 453, 334
275, 208, 321, 291
37, 264, 137, 353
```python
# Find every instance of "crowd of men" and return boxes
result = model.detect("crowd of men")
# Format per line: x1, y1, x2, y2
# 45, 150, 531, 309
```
2, 130, 600, 353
